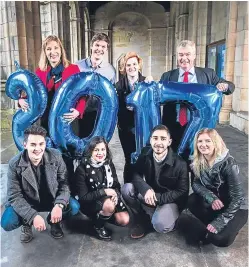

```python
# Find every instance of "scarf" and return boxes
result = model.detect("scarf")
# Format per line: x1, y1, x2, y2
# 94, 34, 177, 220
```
46, 63, 64, 91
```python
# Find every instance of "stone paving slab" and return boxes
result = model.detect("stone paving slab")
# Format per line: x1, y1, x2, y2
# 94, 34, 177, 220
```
0, 125, 248, 267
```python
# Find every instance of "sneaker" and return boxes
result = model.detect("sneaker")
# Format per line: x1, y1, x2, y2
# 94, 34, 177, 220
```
94, 226, 112, 241
20, 225, 33, 243
130, 224, 145, 239
50, 223, 64, 239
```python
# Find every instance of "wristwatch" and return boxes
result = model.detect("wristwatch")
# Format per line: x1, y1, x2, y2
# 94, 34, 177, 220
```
56, 203, 64, 209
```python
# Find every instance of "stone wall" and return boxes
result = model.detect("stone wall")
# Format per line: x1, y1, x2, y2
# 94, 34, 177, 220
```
230, 1, 248, 133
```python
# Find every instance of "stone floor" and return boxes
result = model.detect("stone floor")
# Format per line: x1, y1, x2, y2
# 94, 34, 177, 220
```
0, 125, 248, 267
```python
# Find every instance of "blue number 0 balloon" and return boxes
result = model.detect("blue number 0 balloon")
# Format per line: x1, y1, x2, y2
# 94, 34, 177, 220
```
49, 72, 118, 158
5, 62, 48, 151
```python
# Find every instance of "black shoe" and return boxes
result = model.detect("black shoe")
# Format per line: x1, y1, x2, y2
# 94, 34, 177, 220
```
130, 224, 145, 239
94, 226, 112, 241
50, 223, 64, 239
20, 225, 33, 243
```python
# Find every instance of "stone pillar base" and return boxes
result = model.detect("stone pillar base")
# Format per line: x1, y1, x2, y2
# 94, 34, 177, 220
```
230, 111, 248, 135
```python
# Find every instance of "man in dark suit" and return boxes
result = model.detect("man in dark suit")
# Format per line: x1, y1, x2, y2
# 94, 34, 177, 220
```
160, 40, 235, 155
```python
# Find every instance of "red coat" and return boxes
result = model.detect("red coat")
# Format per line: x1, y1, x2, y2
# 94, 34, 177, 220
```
35, 64, 86, 118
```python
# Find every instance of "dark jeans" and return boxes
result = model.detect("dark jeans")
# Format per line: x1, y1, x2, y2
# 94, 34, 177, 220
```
188, 193, 248, 247
62, 154, 76, 196
118, 128, 136, 183
1, 197, 80, 232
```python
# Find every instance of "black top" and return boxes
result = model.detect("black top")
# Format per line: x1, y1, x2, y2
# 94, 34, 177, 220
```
116, 73, 146, 131
132, 147, 189, 211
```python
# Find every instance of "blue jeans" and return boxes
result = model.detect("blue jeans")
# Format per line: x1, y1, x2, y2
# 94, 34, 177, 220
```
1, 197, 80, 231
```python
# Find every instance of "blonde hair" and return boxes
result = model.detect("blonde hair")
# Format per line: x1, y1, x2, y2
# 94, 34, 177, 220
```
119, 52, 142, 75
38, 35, 70, 71
177, 40, 196, 55
192, 128, 227, 177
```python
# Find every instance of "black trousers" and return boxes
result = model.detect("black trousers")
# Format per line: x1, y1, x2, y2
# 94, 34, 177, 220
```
188, 193, 248, 247
118, 128, 136, 184
79, 111, 97, 138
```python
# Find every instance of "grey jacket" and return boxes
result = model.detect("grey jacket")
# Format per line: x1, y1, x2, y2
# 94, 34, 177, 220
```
7, 148, 70, 225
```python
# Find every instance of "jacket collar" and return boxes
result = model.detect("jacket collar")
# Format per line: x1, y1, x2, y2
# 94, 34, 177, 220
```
123, 72, 145, 93
18, 149, 56, 167
147, 147, 175, 166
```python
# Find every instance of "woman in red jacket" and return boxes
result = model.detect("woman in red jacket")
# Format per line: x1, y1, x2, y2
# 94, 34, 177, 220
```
18, 35, 86, 195
18, 35, 86, 132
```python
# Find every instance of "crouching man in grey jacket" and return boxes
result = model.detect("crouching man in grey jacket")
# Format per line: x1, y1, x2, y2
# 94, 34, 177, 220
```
1, 125, 80, 243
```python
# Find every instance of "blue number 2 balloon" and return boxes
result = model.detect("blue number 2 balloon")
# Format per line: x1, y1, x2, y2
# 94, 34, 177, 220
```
5, 62, 48, 151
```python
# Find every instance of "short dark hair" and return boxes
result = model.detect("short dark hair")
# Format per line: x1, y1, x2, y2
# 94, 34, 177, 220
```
23, 125, 47, 143
150, 124, 171, 138
90, 33, 110, 47
83, 136, 112, 161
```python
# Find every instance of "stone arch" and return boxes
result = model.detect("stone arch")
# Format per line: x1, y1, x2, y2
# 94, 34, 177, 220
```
110, 12, 151, 79
69, 1, 81, 62
92, 2, 168, 80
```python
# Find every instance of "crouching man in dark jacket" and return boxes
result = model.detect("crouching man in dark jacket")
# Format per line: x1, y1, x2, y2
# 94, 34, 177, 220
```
121, 124, 189, 239
1, 125, 80, 243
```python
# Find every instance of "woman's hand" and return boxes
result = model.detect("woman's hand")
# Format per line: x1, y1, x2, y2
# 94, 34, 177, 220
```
211, 199, 224, 210
18, 99, 29, 112
63, 108, 80, 124
104, 188, 117, 198
207, 224, 218, 234
145, 76, 154, 83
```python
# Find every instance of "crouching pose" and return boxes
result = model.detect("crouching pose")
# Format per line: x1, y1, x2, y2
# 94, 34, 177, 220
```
75, 136, 129, 241
122, 125, 189, 238
1, 125, 80, 242
188, 128, 248, 247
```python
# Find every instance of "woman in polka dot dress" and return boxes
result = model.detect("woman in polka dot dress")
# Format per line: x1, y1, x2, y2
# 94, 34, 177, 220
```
75, 136, 130, 241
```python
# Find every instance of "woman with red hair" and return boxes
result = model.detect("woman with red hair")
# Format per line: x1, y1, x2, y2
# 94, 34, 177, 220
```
116, 52, 147, 184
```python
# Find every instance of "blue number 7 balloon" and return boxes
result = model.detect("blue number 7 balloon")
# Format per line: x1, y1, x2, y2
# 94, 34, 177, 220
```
5, 62, 48, 151
49, 72, 118, 158
127, 81, 222, 162
160, 81, 222, 155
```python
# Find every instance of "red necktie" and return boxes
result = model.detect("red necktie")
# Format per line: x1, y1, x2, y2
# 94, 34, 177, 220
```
179, 72, 189, 126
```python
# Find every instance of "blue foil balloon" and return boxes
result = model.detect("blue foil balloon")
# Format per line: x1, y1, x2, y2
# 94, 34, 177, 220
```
5, 63, 48, 151
126, 81, 161, 163
49, 72, 118, 158
159, 81, 222, 155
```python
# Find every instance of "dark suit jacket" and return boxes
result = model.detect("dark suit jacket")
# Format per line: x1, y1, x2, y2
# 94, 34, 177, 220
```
116, 72, 146, 131
160, 67, 235, 129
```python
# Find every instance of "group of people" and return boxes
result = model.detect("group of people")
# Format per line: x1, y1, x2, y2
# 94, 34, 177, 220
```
1, 33, 247, 248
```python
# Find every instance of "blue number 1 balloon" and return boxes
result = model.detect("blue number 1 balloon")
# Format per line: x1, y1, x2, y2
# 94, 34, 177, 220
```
126, 81, 161, 162
5, 62, 48, 151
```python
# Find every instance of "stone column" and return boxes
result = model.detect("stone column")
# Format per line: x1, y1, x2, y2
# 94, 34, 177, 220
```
191, 1, 198, 43
219, 2, 237, 124
196, 1, 208, 67
40, 1, 71, 57
167, 26, 175, 70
